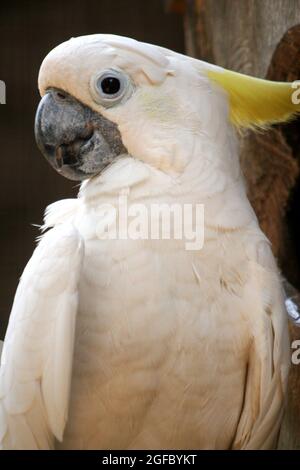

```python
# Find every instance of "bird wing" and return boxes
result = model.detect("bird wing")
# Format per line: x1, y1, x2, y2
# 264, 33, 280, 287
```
0, 224, 84, 449
232, 241, 290, 450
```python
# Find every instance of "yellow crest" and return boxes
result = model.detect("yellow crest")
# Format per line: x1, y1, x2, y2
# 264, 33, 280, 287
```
207, 68, 300, 129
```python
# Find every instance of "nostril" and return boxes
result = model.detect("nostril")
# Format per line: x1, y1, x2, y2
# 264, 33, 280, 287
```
54, 90, 67, 101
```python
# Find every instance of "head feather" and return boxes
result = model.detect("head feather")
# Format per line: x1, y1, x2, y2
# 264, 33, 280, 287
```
207, 68, 300, 129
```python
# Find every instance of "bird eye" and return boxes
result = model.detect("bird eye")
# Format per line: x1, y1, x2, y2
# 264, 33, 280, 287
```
100, 76, 121, 95
91, 69, 132, 107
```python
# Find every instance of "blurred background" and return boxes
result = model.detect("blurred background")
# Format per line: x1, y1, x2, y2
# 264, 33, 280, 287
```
0, 0, 184, 338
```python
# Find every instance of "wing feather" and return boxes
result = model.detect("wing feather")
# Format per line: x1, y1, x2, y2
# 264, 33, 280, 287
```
233, 241, 290, 449
0, 223, 84, 449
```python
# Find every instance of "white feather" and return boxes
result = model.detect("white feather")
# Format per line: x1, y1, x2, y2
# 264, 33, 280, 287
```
0, 224, 84, 449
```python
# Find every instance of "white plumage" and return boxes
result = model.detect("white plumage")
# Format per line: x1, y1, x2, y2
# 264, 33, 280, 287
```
0, 225, 83, 449
0, 34, 296, 449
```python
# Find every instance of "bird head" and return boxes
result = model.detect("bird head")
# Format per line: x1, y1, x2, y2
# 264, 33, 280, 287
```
35, 34, 300, 181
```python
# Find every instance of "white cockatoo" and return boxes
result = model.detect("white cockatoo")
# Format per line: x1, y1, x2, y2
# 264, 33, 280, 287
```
1, 34, 299, 450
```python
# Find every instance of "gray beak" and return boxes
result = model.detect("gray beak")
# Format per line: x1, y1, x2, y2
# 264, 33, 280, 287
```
34, 88, 127, 181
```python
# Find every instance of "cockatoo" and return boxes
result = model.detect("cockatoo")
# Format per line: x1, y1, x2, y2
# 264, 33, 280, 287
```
0, 34, 299, 450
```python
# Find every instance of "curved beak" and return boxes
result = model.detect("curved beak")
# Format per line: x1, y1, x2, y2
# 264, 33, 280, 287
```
34, 89, 126, 181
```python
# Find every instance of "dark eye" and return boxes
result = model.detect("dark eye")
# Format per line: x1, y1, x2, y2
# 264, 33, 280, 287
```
91, 69, 132, 107
100, 77, 121, 95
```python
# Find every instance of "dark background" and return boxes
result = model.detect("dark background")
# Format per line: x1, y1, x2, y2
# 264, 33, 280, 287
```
0, 0, 184, 338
